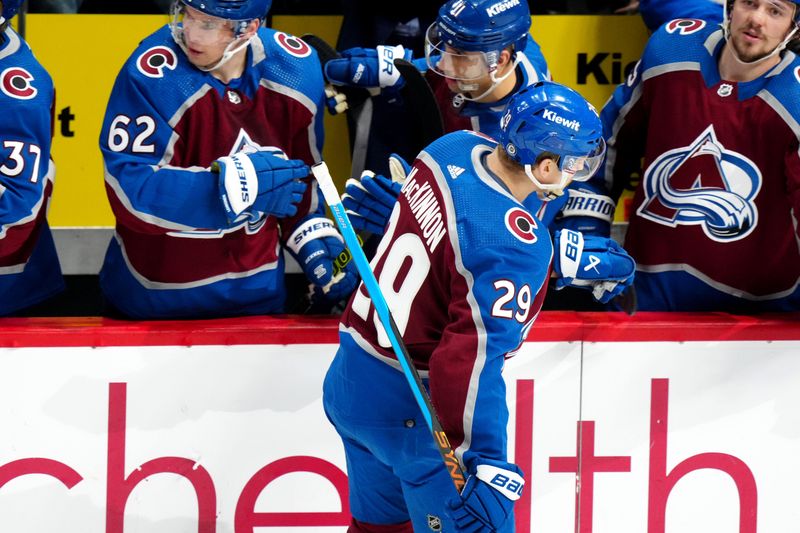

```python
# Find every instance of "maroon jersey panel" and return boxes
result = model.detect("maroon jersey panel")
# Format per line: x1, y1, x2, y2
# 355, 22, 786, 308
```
624, 70, 800, 296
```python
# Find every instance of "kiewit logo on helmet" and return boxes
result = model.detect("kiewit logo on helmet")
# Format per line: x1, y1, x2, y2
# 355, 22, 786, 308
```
486, 0, 520, 16
542, 109, 580, 132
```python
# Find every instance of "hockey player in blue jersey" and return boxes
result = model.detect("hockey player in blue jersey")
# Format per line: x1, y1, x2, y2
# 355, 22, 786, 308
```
326, 0, 550, 144
98, 0, 358, 319
327, 0, 632, 307
0, 0, 64, 316
597, 0, 800, 311
324, 81, 624, 533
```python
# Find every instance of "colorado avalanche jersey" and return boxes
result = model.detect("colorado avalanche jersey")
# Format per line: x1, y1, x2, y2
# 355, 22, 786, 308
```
0, 27, 63, 316
600, 21, 800, 311
429, 38, 551, 141
99, 26, 325, 318
339, 130, 552, 468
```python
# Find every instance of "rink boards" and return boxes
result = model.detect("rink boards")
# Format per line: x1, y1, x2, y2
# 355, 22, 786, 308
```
0, 312, 798, 532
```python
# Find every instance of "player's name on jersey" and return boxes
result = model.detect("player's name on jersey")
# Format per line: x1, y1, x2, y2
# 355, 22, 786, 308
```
400, 168, 447, 254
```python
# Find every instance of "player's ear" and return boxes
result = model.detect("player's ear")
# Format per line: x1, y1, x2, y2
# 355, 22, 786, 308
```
498, 48, 514, 68
536, 157, 559, 182
244, 18, 261, 37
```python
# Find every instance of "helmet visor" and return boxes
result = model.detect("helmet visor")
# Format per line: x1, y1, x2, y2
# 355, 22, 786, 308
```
171, 1, 242, 47
523, 138, 606, 197
424, 22, 494, 81
559, 138, 606, 183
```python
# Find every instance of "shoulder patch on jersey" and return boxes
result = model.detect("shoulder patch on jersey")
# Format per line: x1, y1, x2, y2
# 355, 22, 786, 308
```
136, 46, 178, 79
665, 19, 706, 35
273, 32, 312, 58
505, 207, 538, 244
1, 67, 37, 100
794, 66, 800, 84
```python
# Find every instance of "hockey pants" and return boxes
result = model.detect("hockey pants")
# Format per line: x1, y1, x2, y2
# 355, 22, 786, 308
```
323, 334, 467, 532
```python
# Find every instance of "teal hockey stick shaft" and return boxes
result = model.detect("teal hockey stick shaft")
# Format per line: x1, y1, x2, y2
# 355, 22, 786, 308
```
311, 162, 466, 492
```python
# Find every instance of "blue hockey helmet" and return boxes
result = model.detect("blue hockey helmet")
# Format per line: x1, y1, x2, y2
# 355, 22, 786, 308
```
178, 0, 271, 22
432, 0, 530, 54
499, 81, 605, 198
425, 0, 531, 98
1, 0, 24, 22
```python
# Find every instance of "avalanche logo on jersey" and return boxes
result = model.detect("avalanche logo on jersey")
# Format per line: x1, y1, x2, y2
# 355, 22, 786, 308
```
274, 32, 312, 58
505, 208, 538, 244
665, 19, 706, 35
1, 67, 37, 100
136, 46, 178, 79
638, 124, 761, 242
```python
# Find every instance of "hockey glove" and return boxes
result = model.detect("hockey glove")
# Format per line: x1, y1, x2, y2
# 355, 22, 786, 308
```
324, 84, 348, 115
447, 459, 524, 532
340, 153, 409, 235
553, 187, 617, 237
287, 216, 359, 302
325, 45, 413, 89
213, 150, 308, 223
553, 229, 635, 304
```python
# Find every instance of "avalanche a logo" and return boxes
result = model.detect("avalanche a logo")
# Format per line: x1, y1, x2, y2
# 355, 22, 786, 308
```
638, 125, 761, 242
136, 46, 178, 78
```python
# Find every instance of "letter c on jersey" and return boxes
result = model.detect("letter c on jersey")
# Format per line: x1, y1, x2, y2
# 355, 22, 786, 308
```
505, 208, 538, 244
1, 67, 37, 100
274, 32, 312, 58
137, 46, 178, 79
665, 19, 706, 35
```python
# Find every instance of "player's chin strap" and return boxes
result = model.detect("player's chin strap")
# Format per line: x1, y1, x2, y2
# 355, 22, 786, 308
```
456, 54, 521, 102
722, 2, 800, 65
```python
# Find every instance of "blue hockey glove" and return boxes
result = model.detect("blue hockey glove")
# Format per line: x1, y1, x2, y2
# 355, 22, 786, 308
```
325, 45, 412, 89
553, 229, 635, 304
287, 216, 359, 302
447, 459, 524, 532
213, 150, 308, 223
388, 151, 412, 180
554, 187, 617, 237
340, 154, 409, 235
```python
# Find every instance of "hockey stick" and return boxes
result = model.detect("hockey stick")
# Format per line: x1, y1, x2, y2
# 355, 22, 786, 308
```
613, 284, 637, 316
312, 161, 467, 493
394, 58, 445, 151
